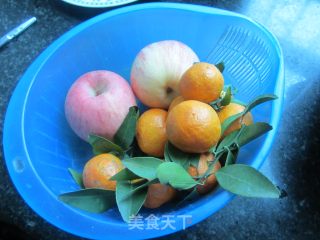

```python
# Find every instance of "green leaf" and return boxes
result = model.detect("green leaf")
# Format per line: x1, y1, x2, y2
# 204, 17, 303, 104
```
156, 162, 198, 190
215, 61, 225, 73
110, 168, 140, 181
216, 130, 240, 153
59, 188, 116, 213
127, 139, 148, 158
225, 147, 239, 166
221, 94, 277, 135
114, 106, 139, 150
245, 94, 278, 114
190, 157, 200, 169
237, 122, 273, 147
116, 181, 148, 222
202, 156, 221, 178
68, 168, 84, 188
88, 134, 124, 156
176, 188, 199, 207
215, 164, 281, 198
216, 122, 271, 155
164, 142, 172, 162
208, 144, 217, 154
122, 178, 158, 199
214, 122, 272, 166
220, 112, 243, 136
167, 142, 200, 170
220, 86, 232, 106
122, 157, 163, 180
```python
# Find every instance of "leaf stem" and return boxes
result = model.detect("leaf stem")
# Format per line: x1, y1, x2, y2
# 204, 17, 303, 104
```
121, 179, 158, 200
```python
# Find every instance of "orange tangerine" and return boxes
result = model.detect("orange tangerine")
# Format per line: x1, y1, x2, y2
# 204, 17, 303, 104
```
217, 102, 253, 137
144, 183, 176, 209
136, 108, 168, 157
179, 62, 224, 103
168, 96, 184, 112
82, 153, 124, 191
188, 153, 221, 194
166, 100, 221, 153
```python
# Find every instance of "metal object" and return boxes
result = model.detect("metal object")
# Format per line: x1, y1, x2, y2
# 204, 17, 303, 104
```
0, 17, 37, 48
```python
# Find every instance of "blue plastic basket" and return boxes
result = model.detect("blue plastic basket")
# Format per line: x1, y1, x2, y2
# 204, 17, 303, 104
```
3, 3, 284, 239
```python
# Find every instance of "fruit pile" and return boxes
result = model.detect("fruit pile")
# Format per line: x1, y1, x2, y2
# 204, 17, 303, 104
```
60, 40, 283, 222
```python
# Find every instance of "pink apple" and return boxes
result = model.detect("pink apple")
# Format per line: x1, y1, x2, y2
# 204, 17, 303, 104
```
65, 70, 136, 142
131, 40, 199, 108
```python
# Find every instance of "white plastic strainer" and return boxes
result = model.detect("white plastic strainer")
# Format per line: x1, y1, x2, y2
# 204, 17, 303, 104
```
62, 0, 138, 8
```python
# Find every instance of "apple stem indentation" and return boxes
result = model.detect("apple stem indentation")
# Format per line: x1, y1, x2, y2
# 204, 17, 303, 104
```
94, 85, 107, 96
166, 87, 173, 95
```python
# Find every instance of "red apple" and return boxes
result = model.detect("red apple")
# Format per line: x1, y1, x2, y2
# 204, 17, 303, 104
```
65, 70, 136, 142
